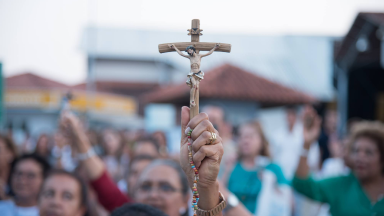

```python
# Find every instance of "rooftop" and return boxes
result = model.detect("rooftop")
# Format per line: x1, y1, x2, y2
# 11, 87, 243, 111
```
6, 73, 70, 90
143, 64, 316, 107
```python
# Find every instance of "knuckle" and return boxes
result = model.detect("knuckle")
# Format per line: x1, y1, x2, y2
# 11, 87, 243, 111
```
192, 142, 200, 153
203, 131, 211, 140
214, 129, 219, 135
200, 112, 209, 120
215, 136, 222, 144
201, 120, 210, 128
218, 145, 224, 156
199, 145, 208, 154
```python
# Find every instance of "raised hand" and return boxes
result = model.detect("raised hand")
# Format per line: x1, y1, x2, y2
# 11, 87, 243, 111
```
302, 106, 322, 148
60, 112, 90, 153
180, 106, 224, 210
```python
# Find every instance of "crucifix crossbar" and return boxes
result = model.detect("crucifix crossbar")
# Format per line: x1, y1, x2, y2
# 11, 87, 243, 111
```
158, 20, 231, 54
158, 19, 231, 119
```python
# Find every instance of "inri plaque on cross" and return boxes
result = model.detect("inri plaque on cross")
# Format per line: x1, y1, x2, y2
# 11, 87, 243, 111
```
158, 19, 231, 119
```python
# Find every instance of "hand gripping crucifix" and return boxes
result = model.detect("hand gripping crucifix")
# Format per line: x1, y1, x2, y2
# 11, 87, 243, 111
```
158, 19, 231, 119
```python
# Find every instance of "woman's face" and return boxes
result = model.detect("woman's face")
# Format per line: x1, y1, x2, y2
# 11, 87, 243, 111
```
36, 135, 49, 155
39, 174, 85, 216
135, 165, 188, 216
11, 159, 44, 201
352, 136, 383, 180
0, 139, 15, 165
103, 131, 121, 156
238, 124, 262, 158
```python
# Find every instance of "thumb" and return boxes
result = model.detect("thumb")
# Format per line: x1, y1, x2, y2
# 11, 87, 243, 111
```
180, 106, 190, 147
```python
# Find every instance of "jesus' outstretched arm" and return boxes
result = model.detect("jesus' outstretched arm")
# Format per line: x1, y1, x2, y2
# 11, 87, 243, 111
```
168, 44, 190, 58
200, 43, 220, 58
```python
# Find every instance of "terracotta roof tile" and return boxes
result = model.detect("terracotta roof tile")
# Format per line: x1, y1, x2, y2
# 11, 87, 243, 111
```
6, 73, 70, 89
143, 64, 316, 106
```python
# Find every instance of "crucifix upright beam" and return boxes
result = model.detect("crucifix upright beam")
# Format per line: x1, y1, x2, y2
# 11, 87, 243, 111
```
158, 19, 231, 119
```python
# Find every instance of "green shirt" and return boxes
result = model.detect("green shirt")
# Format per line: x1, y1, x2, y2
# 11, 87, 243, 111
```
292, 173, 384, 216
227, 162, 288, 213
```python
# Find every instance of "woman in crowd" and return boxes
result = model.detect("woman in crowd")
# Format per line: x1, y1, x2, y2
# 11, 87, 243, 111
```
223, 120, 288, 214
34, 134, 51, 159
0, 135, 18, 200
38, 170, 89, 216
0, 154, 51, 216
293, 106, 384, 215
152, 131, 169, 157
101, 129, 124, 181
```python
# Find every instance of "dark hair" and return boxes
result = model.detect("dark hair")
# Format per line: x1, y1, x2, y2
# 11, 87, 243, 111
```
130, 155, 156, 169
349, 121, 384, 174
8, 154, 51, 196
111, 203, 168, 216
134, 137, 160, 155
185, 45, 196, 52
0, 134, 18, 159
126, 155, 156, 177
144, 159, 189, 196
42, 170, 89, 216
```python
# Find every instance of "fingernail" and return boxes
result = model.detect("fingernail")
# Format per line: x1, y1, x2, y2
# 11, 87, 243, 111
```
185, 127, 191, 135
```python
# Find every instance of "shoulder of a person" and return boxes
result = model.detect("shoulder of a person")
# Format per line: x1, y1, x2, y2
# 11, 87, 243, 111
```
322, 158, 342, 168
0, 200, 14, 213
319, 172, 354, 186
265, 162, 282, 171
0, 199, 13, 206
264, 162, 284, 175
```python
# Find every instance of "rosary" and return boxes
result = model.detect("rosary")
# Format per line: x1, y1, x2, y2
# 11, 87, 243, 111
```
187, 128, 199, 215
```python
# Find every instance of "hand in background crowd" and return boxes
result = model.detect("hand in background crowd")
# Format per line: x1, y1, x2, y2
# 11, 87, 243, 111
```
302, 106, 322, 148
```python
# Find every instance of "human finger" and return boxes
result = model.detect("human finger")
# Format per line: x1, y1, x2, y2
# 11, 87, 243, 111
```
192, 131, 222, 153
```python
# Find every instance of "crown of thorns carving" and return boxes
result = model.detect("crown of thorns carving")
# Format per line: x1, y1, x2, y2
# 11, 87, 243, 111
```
185, 46, 196, 52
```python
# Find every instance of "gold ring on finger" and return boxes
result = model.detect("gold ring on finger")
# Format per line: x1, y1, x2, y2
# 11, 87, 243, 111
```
207, 132, 217, 145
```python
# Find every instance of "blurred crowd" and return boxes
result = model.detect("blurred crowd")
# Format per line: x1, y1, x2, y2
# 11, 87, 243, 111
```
0, 104, 383, 216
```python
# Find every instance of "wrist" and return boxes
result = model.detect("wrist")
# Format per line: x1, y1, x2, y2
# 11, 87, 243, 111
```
75, 133, 92, 153
197, 180, 220, 210
303, 141, 311, 150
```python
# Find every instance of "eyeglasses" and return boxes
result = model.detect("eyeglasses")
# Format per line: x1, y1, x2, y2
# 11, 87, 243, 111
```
138, 183, 183, 195
13, 171, 41, 180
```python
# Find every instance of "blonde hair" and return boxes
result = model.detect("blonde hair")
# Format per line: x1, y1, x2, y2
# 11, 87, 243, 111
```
349, 121, 384, 174
239, 121, 271, 159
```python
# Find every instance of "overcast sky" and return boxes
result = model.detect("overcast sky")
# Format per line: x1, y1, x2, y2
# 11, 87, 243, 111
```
0, 0, 383, 84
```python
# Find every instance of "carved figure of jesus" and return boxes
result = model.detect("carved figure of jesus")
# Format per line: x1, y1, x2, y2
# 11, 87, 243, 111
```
168, 43, 220, 107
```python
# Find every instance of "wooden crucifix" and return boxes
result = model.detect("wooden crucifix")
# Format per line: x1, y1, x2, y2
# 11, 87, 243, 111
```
158, 19, 231, 119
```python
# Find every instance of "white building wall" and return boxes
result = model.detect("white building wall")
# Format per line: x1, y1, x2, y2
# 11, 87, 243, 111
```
94, 59, 179, 84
